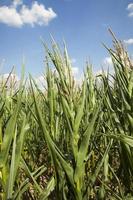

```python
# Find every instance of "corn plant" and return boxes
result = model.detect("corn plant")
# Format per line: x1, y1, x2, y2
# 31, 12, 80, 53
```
0, 32, 133, 199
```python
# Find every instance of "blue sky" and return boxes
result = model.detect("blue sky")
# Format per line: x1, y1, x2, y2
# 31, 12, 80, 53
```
0, 0, 133, 78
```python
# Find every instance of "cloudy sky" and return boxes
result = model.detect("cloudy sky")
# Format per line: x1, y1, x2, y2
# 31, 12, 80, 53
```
0, 0, 133, 78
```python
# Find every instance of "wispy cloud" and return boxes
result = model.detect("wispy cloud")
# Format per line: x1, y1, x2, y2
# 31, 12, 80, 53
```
127, 3, 133, 17
0, 0, 57, 27
99, 56, 114, 74
71, 58, 76, 64
0, 73, 19, 89
13, 0, 23, 8
103, 57, 112, 66
95, 57, 114, 76
124, 38, 133, 45
0, 73, 19, 82
71, 67, 79, 76
35, 75, 46, 89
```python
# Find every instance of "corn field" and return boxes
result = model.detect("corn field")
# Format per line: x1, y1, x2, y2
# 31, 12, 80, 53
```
0, 33, 133, 200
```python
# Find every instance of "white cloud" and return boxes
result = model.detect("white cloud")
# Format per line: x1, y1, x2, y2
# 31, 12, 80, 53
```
95, 70, 108, 76
127, 3, 133, 10
127, 3, 133, 17
71, 58, 76, 64
13, 0, 23, 8
100, 57, 114, 75
103, 57, 112, 66
71, 67, 83, 86
0, 73, 19, 88
35, 75, 47, 89
75, 76, 83, 86
1, 73, 19, 82
0, 6, 23, 27
71, 67, 79, 76
0, 1, 57, 27
124, 38, 133, 45
35, 75, 45, 83
20, 2, 57, 26
0, 73, 20, 93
